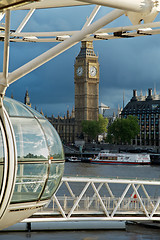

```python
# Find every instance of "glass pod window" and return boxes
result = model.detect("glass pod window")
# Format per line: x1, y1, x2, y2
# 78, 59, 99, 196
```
39, 119, 64, 200
39, 119, 64, 160
3, 97, 64, 204
10, 117, 49, 203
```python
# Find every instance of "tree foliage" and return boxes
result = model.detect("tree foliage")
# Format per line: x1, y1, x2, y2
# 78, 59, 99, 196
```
107, 115, 140, 144
81, 114, 108, 141
98, 114, 109, 134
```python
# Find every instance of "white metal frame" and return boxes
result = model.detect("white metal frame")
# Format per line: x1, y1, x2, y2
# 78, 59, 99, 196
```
34, 176, 160, 222
0, 98, 17, 219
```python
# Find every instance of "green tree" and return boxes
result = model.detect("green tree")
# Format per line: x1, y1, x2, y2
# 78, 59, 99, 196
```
81, 120, 99, 140
81, 114, 108, 141
98, 114, 109, 134
107, 115, 140, 144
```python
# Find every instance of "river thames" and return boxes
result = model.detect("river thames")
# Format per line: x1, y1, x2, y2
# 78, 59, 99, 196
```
1, 161, 160, 239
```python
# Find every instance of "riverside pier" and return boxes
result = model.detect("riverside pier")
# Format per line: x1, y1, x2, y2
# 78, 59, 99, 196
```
3, 175, 160, 231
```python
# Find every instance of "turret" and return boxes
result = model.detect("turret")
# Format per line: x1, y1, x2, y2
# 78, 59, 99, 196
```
146, 88, 153, 100
24, 90, 31, 107
131, 89, 138, 101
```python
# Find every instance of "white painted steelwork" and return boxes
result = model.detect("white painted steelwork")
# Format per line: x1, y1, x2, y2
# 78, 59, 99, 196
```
0, 0, 36, 11
76, 0, 153, 13
0, 0, 160, 90
29, 176, 160, 222
0, 97, 17, 221
7, 9, 125, 85
13, 0, 160, 13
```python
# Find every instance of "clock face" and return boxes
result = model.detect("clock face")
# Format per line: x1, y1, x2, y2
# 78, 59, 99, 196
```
76, 66, 83, 76
89, 66, 97, 77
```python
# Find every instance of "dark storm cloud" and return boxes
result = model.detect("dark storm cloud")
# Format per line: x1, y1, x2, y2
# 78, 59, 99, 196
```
95, 32, 160, 109
6, 42, 78, 113
2, 6, 160, 116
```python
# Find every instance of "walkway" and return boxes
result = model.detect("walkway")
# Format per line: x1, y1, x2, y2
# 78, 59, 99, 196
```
27, 176, 160, 221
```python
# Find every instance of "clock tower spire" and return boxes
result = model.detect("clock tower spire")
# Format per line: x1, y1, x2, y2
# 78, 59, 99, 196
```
74, 41, 99, 139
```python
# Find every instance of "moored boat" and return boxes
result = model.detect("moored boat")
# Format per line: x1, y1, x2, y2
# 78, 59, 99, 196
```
90, 151, 150, 165
67, 156, 81, 162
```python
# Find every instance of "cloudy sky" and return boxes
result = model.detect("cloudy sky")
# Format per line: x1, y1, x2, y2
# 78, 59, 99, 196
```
1, 5, 160, 117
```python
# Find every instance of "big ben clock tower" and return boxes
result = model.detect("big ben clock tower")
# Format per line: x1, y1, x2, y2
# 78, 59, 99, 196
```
74, 41, 99, 139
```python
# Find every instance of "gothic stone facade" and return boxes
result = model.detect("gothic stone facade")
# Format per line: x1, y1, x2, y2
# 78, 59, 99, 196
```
49, 41, 100, 143
48, 110, 75, 144
74, 41, 99, 139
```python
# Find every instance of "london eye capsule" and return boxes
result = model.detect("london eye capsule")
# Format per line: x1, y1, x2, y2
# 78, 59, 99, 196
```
0, 96, 65, 230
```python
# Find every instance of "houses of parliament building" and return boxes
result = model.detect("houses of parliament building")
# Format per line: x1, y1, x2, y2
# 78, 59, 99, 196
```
24, 41, 100, 144
48, 41, 100, 143
23, 41, 160, 147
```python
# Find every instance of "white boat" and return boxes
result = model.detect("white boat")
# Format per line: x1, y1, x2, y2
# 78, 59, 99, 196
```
90, 151, 150, 165
67, 156, 81, 162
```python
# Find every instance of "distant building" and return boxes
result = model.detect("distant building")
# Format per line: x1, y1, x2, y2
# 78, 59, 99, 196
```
48, 108, 75, 144
103, 105, 122, 126
121, 88, 160, 146
23, 42, 114, 144
50, 41, 100, 143
74, 41, 99, 140
23, 90, 76, 144
99, 103, 110, 116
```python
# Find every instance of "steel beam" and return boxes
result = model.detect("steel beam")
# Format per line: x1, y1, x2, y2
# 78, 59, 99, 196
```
16, 8, 35, 33
82, 5, 101, 29
3, 10, 10, 81
7, 9, 124, 85
76, 0, 153, 13
91, 182, 110, 217
67, 182, 90, 218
